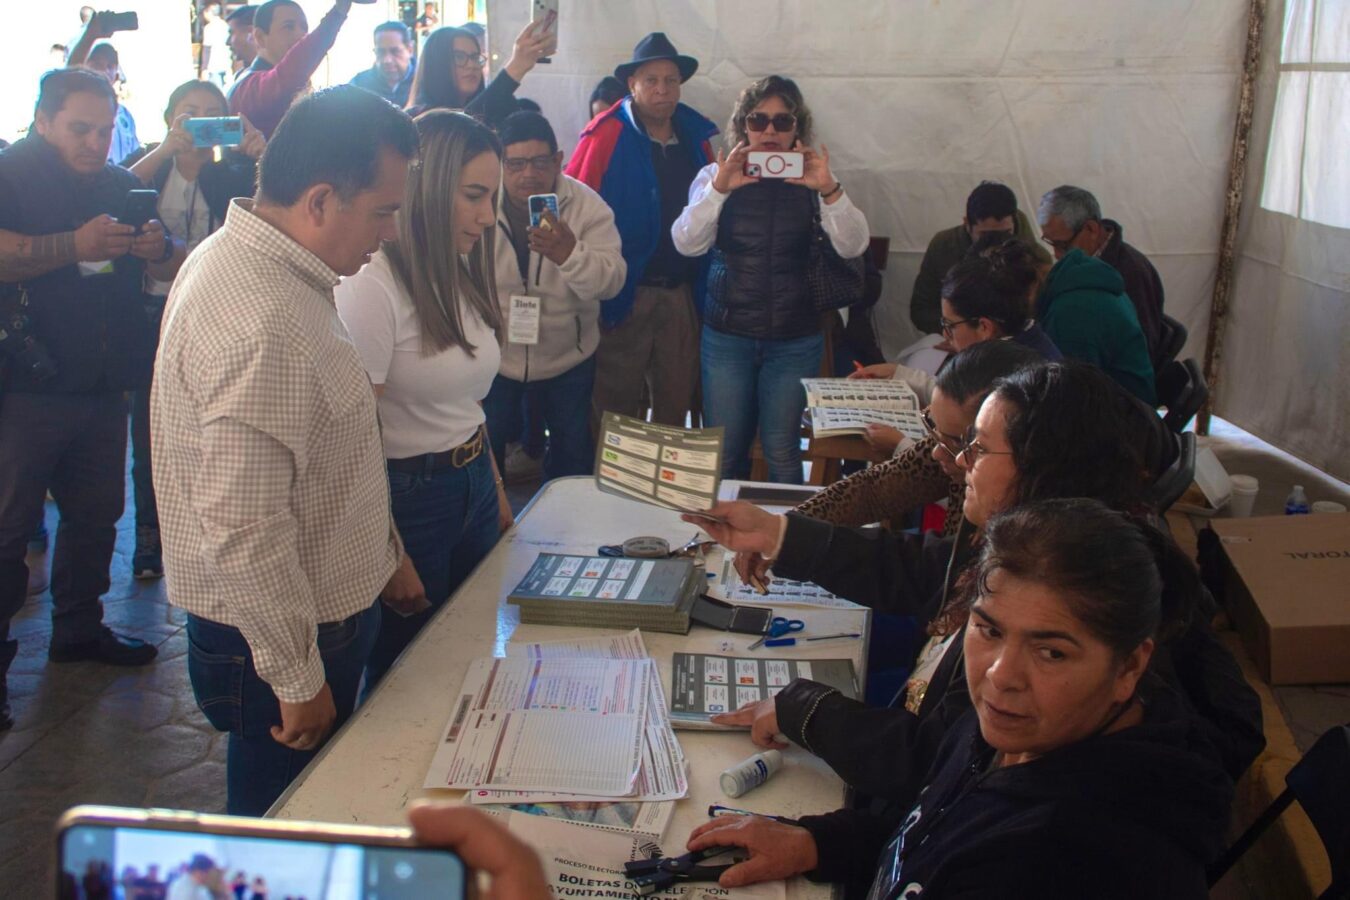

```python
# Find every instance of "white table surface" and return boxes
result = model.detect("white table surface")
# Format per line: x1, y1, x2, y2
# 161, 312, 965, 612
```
271, 478, 869, 898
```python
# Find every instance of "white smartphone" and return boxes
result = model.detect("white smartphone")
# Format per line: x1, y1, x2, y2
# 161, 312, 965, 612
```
530, 0, 558, 62
56, 805, 472, 900
744, 150, 804, 179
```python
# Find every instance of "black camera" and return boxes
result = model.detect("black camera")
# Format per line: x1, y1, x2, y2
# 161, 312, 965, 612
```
0, 290, 58, 384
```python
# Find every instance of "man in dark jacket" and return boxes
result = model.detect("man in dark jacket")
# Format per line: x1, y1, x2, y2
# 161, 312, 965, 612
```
0, 68, 163, 730
349, 21, 416, 107
566, 33, 717, 428
1037, 184, 1167, 365
909, 181, 1051, 335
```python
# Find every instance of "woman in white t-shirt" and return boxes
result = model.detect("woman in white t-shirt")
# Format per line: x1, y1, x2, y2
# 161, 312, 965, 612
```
336, 110, 512, 692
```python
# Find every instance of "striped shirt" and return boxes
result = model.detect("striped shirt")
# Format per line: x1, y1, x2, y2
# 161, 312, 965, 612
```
152, 198, 398, 703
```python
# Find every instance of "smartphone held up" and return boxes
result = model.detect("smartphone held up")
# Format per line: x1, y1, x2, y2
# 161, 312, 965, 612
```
530, 0, 559, 61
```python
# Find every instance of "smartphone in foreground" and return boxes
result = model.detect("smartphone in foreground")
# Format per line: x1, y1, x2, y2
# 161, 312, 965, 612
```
527, 193, 559, 229
183, 116, 244, 149
56, 806, 469, 900
743, 150, 804, 179
530, 0, 558, 62
121, 190, 160, 234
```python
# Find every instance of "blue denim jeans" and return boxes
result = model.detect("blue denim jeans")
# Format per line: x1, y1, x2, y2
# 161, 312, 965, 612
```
700, 327, 824, 484
363, 448, 500, 694
482, 356, 596, 480
185, 602, 381, 816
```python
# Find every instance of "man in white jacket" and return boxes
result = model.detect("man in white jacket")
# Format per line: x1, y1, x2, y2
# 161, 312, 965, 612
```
485, 111, 626, 479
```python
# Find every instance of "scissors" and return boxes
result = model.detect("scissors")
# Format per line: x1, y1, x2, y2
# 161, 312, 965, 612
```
748, 616, 805, 650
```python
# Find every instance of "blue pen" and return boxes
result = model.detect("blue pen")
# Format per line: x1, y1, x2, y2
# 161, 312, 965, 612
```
708, 804, 798, 825
764, 632, 863, 647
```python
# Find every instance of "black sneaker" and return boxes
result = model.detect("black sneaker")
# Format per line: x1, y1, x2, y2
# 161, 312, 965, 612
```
49, 628, 158, 666
133, 525, 163, 580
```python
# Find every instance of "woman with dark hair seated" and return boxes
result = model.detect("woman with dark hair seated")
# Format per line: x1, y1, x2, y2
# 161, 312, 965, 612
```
406, 22, 554, 126
688, 499, 1233, 898
696, 361, 1262, 813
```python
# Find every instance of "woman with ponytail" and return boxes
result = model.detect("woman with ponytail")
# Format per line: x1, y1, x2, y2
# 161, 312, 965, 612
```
689, 499, 1235, 899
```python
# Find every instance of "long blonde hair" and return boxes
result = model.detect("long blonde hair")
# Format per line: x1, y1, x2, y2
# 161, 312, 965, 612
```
384, 109, 503, 356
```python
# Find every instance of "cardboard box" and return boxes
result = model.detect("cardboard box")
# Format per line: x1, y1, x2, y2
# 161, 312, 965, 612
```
1211, 514, 1350, 685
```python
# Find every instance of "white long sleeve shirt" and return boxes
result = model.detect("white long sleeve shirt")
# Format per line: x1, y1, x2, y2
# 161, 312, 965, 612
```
671, 162, 871, 259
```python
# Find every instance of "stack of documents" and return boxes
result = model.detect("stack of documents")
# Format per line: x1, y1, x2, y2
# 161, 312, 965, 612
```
427, 631, 687, 839
507, 553, 703, 634
801, 377, 926, 440
668, 652, 860, 730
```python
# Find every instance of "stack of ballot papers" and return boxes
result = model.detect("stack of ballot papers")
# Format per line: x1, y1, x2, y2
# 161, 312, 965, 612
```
668, 652, 860, 730
426, 631, 687, 833
508, 553, 703, 634
801, 377, 927, 440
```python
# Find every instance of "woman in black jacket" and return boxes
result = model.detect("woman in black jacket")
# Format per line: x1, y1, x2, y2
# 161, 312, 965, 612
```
121, 79, 263, 580
692, 361, 1262, 810
405, 22, 553, 127
688, 499, 1234, 899
671, 75, 870, 483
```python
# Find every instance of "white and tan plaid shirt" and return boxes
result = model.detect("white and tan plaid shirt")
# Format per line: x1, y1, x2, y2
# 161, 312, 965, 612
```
152, 199, 398, 703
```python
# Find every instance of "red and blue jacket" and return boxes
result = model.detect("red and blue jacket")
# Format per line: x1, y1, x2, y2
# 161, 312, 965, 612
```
566, 98, 718, 327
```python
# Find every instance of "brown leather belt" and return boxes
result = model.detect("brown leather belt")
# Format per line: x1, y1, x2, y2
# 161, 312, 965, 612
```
386, 427, 485, 474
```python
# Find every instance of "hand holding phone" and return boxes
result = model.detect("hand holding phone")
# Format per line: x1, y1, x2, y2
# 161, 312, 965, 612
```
743, 150, 805, 179
183, 116, 244, 149
121, 190, 160, 235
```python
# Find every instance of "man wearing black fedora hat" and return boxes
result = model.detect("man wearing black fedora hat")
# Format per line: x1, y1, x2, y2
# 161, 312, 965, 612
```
567, 33, 717, 428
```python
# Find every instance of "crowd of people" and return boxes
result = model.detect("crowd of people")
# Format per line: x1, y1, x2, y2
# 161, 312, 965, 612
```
68, 854, 280, 899
1, 4, 1265, 897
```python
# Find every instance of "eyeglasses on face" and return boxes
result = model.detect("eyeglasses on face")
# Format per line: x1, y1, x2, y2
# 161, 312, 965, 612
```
955, 426, 1014, 465
745, 112, 797, 133
502, 154, 556, 173
1042, 219, 1094, 254
920, 407, 966, 458
452, 50, 487, 68
939, 316, 980, 337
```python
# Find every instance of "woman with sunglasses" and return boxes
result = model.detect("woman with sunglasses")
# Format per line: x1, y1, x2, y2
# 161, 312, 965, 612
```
406, 22, 555, 126
695, 361, 1261, 819
671, 75, 870, 484
687, 499, 1233, 899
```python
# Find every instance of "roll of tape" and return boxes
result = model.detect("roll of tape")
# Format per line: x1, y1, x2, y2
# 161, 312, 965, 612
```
622, 536, 671, 558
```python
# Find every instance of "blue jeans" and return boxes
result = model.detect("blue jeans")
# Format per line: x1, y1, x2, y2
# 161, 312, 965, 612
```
363, 448, 500, 693
700, 327, 824, 484
482, 356, 596, 480
186, 602, 381, 816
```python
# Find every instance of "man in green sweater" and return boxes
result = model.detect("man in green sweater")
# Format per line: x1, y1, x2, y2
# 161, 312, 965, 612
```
1035, 249, 1157, 405
909, 181, 1051, 334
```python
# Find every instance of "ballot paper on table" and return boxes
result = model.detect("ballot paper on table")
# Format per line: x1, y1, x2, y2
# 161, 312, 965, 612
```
501, 813, 787, 900
712, 557, 864, 611
423, 656, 652, 794
808, 406, 928, 441
595, 412, 725, 513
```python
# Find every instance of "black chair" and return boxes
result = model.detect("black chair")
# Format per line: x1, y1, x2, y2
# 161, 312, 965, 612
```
1208, 724, 1350, 898
1146, 430, 1195, 512
1155, 313, 1187, 370
1157, 358, 1208, 433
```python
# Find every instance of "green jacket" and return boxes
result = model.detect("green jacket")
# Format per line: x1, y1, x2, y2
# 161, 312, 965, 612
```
1036, 250, 1157, 405
909, 208, 1051, 334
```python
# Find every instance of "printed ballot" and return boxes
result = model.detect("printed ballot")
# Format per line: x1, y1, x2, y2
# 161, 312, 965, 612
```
800, 377, 926, 440
596, 412, 724, 513
669, 652, 859, 729
424, 656, 653, 795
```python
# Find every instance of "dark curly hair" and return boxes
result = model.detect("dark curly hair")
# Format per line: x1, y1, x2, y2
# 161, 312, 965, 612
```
726, 75, 813, 149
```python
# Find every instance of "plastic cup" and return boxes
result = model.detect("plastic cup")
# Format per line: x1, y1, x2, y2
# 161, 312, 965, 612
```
1311, 500, 1347, 514
1229, 475, 1259, 518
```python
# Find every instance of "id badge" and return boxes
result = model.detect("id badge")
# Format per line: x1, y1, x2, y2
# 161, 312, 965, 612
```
78, 260, 115, 277
508, 294, 541, 345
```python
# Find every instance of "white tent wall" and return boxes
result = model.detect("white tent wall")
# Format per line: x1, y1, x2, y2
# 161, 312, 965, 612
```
485, 0, 1248, 368
1219, 0, 1350, 482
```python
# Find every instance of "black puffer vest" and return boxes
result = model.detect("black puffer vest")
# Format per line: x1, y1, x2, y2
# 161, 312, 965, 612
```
705, 179, 817, 339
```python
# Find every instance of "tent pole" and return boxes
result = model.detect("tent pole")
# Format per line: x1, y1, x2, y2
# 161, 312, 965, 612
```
1198, 0, 1267, 435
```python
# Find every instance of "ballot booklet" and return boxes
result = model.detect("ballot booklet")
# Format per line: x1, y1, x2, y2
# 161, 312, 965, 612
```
801, 377, 926, 440
668, 652, 860, 730
508, 553, 703, 634
595, 412, 724, 513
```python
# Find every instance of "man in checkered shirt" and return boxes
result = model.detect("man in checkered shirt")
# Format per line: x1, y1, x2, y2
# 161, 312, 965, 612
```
152, 86, 417, 815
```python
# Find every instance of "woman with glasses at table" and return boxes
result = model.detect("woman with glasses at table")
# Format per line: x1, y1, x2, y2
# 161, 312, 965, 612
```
671, 75, 870, 484
695, 361, 1262, 831
405, 22, 555, 127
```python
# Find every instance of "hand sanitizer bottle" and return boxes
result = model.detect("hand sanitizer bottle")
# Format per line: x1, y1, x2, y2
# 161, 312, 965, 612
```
1284, 485, 1310, 515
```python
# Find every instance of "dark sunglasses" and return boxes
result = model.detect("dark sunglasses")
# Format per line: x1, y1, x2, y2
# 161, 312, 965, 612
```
745, 112, 797, 133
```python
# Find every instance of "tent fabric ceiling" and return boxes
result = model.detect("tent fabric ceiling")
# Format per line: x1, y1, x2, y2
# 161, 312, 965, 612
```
485, 0, 1343, 478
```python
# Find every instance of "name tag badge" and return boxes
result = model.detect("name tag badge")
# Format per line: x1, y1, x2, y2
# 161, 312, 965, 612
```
508, 294, 541, 345
78, 260, 115, 277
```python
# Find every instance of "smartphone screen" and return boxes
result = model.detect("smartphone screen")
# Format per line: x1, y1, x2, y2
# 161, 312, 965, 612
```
527, 193, 559, 229
59, 823, 465, 900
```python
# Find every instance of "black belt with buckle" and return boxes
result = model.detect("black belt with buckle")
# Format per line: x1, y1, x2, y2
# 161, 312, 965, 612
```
386, 428, 485, 475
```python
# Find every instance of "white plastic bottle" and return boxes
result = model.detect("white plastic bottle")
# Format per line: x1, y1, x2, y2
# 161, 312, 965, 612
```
1284, 485, 1310, 515
720, 749, 783, 798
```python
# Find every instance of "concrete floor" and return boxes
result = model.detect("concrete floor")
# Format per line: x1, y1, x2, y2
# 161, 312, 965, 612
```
1, 423, 1344, 896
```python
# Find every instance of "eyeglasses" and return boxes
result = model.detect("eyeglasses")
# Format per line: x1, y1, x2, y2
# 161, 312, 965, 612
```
1042, 219, 1093, 254
956, 426, 1014, 464
745, 112, 797, 133
938, 316, 979, 337
452, 50, 487, 68
502, 154, 556, 173
920, 407, 966, 458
